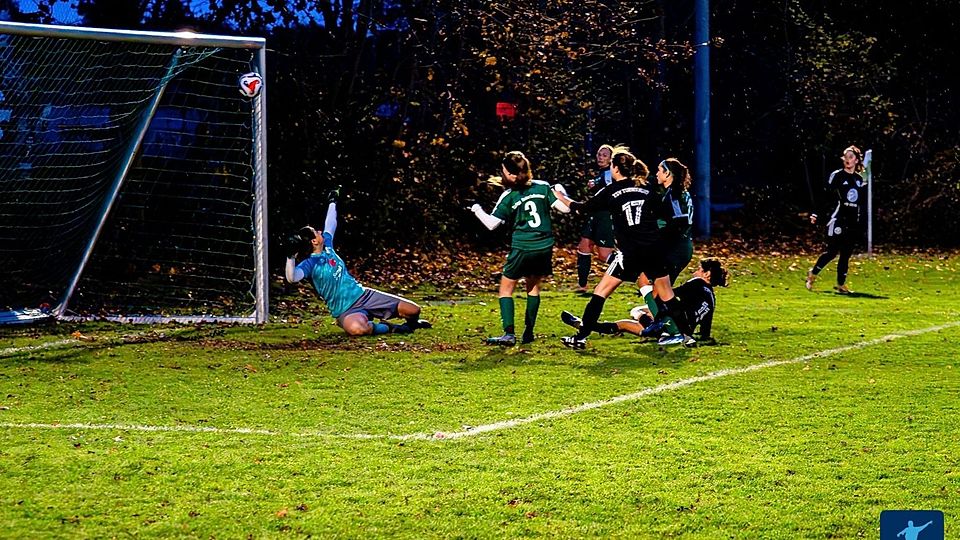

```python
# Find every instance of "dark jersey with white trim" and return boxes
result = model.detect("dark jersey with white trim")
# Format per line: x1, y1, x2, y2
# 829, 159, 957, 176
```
821, 169, 867, 237
579, 179, 662, 254
658, 185, 694, 244
674, 277, 716, 338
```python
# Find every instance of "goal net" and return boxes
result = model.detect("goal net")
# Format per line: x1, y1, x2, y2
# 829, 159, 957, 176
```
0, 22, 268, 324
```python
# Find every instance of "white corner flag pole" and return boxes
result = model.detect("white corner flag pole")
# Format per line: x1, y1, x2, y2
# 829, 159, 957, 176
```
864, 149, 873, 256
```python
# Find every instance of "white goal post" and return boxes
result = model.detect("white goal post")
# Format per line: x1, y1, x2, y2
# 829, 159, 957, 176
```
0, 21, 268, 324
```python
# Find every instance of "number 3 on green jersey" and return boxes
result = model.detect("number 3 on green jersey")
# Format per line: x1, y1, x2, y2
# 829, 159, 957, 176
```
524, 200, 542, 228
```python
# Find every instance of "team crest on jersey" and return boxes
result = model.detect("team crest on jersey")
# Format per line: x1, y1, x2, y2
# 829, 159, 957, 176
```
846, 188, 859, 203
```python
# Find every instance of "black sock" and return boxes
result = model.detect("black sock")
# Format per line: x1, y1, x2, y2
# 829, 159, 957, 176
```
576, 294, 606, 338
576, 253, 591, 287
595, 322, 619, 335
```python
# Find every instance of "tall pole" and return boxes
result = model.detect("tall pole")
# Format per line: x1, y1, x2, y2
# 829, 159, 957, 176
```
864, 149, 873, 256
693, 0, 711, 238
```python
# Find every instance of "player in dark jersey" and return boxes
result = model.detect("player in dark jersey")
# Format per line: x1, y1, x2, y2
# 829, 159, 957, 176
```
553, 147, 690, 349
806, 145, 867, 294
631, 158, 696, 337
561, 259, 728, 346
469, 151, 571, 346
285, 189, 431, 336
656, 158, 695, 284
574, 144, 617, 293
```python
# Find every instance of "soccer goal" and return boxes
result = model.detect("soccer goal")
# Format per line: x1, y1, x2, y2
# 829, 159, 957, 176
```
0, 21, 268, 324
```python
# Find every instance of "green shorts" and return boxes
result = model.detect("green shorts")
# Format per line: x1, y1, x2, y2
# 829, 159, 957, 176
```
503, 247, 554, 280
579, 212, 616, 248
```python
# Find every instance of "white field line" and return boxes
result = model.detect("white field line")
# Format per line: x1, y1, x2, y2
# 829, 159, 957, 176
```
1, 338, 79, 357
1, 327, 195, 358
1, 321, 958, 442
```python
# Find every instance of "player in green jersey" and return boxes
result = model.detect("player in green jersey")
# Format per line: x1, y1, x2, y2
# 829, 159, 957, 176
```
469, 151, 571, 346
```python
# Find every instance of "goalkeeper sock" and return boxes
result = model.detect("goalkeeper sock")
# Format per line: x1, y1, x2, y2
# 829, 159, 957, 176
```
371, 322, 390, 335
499, 296, 515, 335
524, 295, 541, 334
576, 252, 591, 287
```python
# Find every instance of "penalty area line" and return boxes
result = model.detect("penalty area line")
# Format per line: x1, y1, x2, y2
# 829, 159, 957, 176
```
1, 321, 958, 442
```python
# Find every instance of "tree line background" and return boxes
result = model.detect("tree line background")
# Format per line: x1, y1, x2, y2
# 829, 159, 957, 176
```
4, 0, 959, 262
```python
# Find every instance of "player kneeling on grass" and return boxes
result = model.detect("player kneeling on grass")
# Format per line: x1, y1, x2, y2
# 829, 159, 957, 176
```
284, 189, 431, 336
561, 259, 728, 347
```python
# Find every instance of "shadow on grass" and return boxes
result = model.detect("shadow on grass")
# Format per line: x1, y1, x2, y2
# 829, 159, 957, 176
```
432, 335, 699, 377
812, 290, 888, 299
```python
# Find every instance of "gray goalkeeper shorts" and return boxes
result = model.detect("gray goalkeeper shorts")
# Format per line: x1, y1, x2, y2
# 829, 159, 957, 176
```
336, 288, 409, 326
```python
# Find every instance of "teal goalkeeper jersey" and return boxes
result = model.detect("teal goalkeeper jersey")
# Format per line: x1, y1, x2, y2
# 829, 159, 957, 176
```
295, 234, 364, 318
491, 180, 558, 251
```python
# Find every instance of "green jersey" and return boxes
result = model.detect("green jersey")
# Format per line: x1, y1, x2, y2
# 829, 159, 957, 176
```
491, 180, 558, 251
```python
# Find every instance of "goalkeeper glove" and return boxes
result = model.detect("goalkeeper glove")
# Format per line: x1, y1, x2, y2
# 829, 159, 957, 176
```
284, 233, 304, 258
326, 185, 341, 204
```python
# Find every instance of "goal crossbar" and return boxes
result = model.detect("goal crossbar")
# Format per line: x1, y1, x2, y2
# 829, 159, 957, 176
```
0, 21, 269, 324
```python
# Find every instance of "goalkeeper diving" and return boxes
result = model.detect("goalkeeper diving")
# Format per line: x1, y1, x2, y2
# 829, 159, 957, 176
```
284, 187, 431, 336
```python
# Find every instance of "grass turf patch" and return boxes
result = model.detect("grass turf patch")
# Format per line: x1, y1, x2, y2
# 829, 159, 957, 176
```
1, 253, 958, 537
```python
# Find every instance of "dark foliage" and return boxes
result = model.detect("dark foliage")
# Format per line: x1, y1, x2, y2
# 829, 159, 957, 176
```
5, 0, 960, 261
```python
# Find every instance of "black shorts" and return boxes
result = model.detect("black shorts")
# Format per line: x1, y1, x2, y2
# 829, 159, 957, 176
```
605, 249, 668, 283
579, 212, 616, 248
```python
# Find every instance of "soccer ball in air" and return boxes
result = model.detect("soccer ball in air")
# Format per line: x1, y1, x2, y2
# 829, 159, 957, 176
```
238, 72, 263, 98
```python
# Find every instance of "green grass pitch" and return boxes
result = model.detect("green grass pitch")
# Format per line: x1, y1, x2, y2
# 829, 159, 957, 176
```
1, 253, 958, 538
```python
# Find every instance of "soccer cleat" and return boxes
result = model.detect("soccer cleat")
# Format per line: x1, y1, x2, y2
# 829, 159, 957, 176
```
560, 310, 582, 329
835, 284, 851, 294
640, 319, 665, 338
521, 330, 535, 344
386, 322, 413, 334
805, 271, 816, 291
682, 335, 698, 348
561, 335, 587, 349
657, 334, 684, 346
407, 319, 432, 330
486, 333, 516, 346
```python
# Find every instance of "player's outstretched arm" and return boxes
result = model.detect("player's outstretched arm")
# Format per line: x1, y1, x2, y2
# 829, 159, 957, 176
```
323, 186, 340, 241
283, 233, 306, 283
551, 184, 571, 213
469, 203, 504, 231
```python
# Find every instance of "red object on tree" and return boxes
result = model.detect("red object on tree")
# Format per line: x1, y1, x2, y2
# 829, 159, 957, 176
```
495, 101, 517, 120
